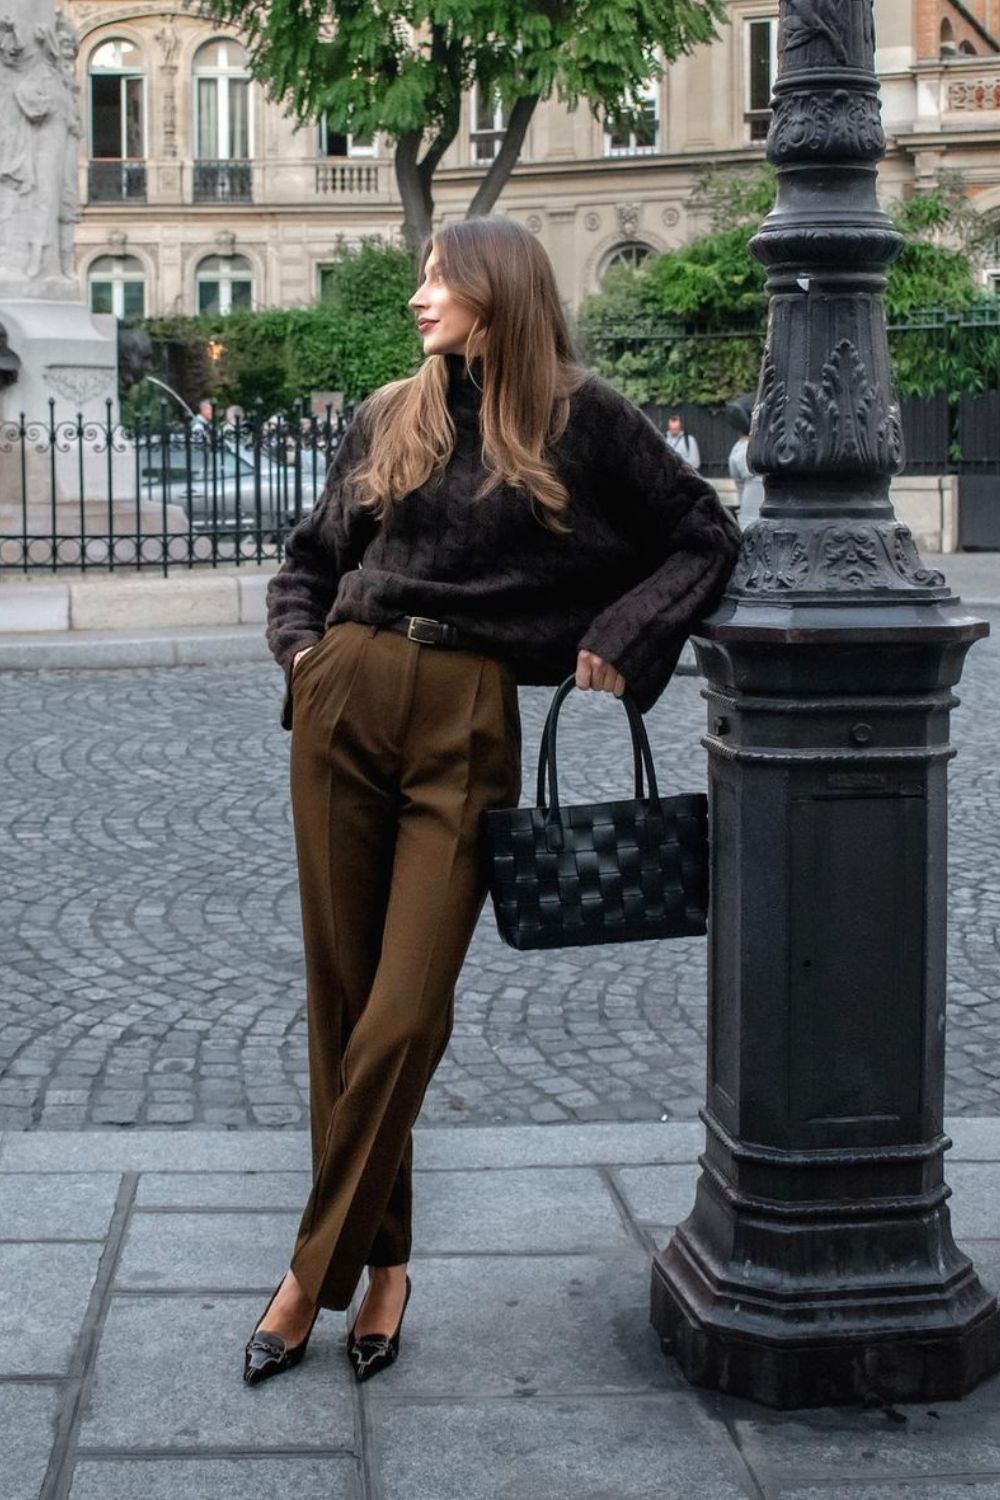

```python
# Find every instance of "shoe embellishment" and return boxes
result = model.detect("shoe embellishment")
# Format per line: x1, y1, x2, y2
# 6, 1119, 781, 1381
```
349, 1335, 396, 1378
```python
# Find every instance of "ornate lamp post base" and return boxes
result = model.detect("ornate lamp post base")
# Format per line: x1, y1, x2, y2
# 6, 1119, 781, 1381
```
648, 590, 998, 1408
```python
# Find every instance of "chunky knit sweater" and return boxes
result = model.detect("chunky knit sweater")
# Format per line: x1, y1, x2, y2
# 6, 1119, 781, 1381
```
266, 355, 740, 729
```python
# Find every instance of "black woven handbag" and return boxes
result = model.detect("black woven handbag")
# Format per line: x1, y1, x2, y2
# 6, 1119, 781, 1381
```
485, 676, 709, 950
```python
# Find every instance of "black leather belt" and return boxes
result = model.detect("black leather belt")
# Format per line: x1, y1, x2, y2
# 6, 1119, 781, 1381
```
386, 615, 469, 649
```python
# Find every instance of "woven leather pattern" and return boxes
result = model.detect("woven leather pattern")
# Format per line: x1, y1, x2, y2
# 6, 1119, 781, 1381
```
486, 792, 708, 950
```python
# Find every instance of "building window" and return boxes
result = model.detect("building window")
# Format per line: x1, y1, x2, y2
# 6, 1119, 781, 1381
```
980, 230, 1000, 293
194, 39, 250, 160
599, 242, 654, 283
88, 38, 146, 200
195, 253, 253, 314
470, 84, 509, 162
318, 116, 375, 156
605, 81, 659, 156
746, 17, 778, 142
88, 254, 146, 320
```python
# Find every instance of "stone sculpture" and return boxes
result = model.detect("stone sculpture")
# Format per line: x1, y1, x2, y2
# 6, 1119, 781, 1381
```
0, 9, 80, 287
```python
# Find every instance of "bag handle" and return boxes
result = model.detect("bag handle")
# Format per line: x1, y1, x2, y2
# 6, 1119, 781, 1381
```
535, 676, 662, 850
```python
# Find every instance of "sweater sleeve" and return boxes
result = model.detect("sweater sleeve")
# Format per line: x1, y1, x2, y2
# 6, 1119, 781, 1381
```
577, 383, 741, 713
265, 406, 376, 730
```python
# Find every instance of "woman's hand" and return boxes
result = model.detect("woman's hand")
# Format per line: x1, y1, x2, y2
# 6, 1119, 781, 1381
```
576, 650, 626, 698
292, 645, 316, 675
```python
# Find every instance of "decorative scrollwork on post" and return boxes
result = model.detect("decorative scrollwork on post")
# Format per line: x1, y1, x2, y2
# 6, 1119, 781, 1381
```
770, 91, 885, 160
755, 338, 903, 473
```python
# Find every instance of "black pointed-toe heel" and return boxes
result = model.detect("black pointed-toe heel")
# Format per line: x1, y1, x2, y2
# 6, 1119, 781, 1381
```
243, 1275, 320, 1387
346, 1273, 412, 1384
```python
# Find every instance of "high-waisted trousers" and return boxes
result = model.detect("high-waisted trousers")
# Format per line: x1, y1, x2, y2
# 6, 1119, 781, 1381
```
285, 620, 522, 1310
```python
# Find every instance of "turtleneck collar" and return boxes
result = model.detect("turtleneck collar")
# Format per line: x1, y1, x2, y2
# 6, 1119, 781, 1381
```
444, 353, 483, 426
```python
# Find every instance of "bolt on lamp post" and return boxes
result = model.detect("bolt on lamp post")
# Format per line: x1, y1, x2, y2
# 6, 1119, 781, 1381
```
650, 0, 997, 1408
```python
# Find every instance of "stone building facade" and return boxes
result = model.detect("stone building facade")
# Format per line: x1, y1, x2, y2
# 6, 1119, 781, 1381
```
68, 0, 1000, 320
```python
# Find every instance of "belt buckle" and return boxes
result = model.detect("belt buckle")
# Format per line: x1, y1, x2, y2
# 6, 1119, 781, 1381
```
406, 615, 442, 645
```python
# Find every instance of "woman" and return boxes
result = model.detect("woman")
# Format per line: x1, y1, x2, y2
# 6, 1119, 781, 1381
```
246, 216, 740, 1387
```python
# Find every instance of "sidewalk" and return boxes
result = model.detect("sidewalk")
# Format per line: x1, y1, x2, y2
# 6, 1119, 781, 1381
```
0, 554, 996, 672
6, 1117, 1000, 1500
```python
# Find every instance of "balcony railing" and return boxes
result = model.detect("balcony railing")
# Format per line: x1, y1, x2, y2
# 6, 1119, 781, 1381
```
193, 160, 253, 203
314, 162, 381, 194
88, 160, 147, 203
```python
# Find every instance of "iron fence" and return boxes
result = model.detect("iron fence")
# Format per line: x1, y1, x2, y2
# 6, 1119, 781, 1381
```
0, 400, 347, 576
590, 306, 1000, 478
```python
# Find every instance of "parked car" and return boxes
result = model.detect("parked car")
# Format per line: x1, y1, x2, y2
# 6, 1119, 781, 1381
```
135, 430, 330, 531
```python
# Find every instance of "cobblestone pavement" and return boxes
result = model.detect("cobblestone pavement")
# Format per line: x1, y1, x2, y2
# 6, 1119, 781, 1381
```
1, 611, 999, 1130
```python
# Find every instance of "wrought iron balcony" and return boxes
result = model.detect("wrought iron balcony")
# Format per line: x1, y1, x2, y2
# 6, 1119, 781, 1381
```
192, 160, 253, 204
88, 160, 147, 204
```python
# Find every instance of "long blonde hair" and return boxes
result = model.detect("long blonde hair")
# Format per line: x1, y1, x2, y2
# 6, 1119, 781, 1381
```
347, 217, 588, 531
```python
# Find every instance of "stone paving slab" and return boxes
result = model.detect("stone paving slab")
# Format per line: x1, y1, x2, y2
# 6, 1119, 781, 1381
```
732, 1374, 1000, 1486
1, 1385, 62, 1500
365, 1394, 753, 1500
134, 1171, 311, 1208
409, 1165, 634, 1254
68, 1457, 360, 1500
776, 1488, 1000, 1499
0, 1172, 120, 1239
115, 1210, 302, 1289
0, 1241, 102, 1375
0, 1122, 703, 1170
80, 1295, 355, 1451
0, 1131, 311, 1172
945, 1164, 1000, 1238
613, 1163, 706, 1226
362, 1249, 673, 1398
946, 1121, 1000, 1161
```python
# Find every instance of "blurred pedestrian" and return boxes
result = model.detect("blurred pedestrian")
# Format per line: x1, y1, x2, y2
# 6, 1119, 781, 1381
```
725, 394, 764, 528
665, 412, 701, 471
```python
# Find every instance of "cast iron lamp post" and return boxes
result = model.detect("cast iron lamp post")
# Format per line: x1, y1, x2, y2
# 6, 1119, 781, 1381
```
650, 0, 997, 1408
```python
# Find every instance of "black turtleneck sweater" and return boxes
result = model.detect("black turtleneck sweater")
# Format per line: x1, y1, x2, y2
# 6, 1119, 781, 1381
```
266, 355, 740, 728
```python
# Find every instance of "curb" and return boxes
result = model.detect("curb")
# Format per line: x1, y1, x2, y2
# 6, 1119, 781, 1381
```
0, 623, 270, 671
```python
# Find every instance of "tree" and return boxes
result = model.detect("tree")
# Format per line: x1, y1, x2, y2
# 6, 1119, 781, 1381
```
197, 0, 724, 251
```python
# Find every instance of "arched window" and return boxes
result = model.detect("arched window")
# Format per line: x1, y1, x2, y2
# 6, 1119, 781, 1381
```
88, 38, 145, 201
599, 242, 654, 282
88, 254, 146, 320
194, 39, 250, 160
959, 39, 978, 55
940, 18, 955, 44
196, 253, 252, 314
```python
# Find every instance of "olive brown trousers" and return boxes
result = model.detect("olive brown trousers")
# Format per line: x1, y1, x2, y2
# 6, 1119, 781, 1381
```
286, 621, 522, 1310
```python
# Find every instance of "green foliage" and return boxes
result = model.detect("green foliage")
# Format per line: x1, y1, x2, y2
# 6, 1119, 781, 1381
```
577, 166, 998, 404
885, 183, 980, 318
688, 163, 778, 231
132, 240, 422, 415
642, 226, 768, 323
